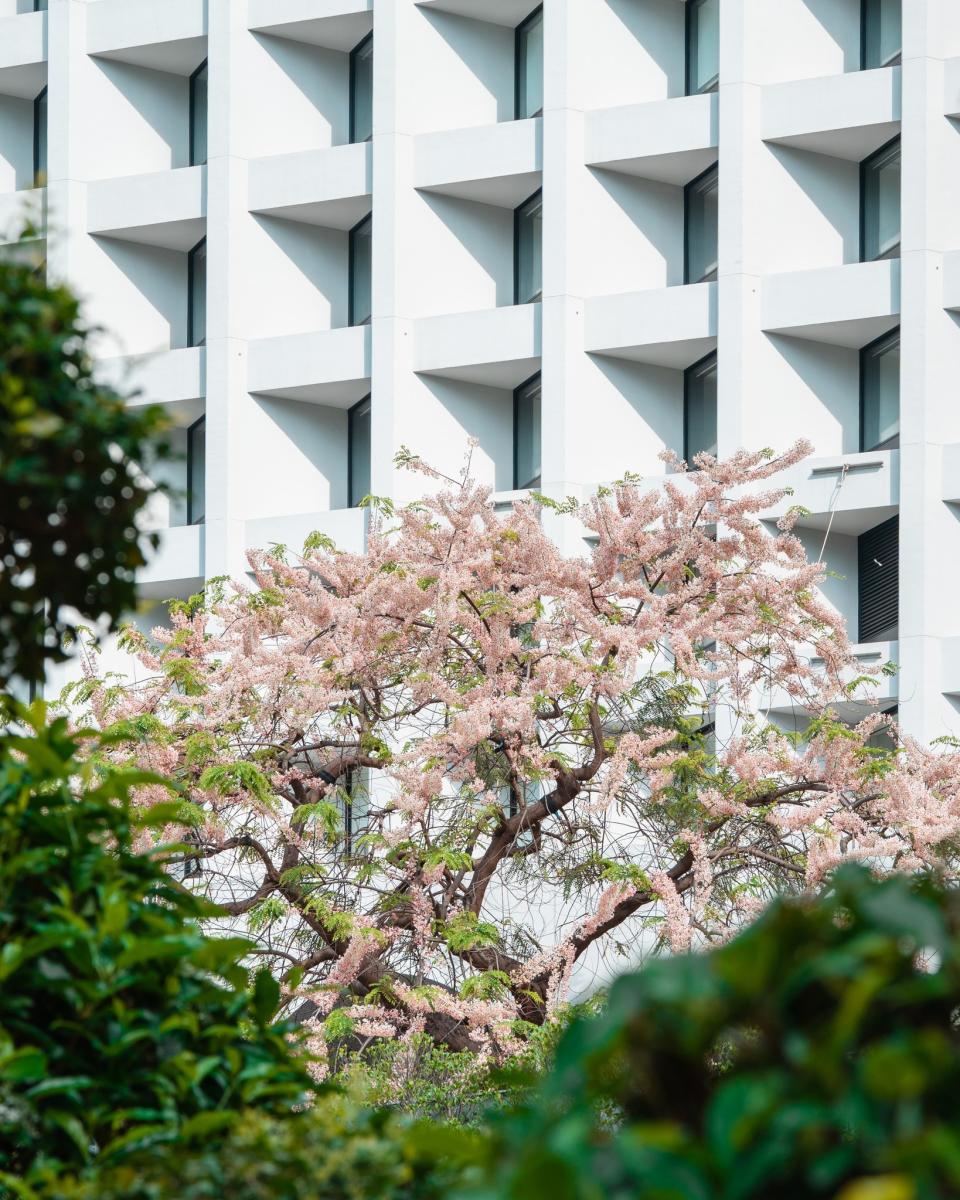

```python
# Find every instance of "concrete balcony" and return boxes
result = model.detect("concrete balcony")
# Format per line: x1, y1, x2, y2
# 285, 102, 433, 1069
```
0, 9, 46, 98
138, 523, 204, 598
766, 641, 899, 720
414, 118, 541, 207
585, 282, 717, 368
248, 0, 372, 51
87, 0, 207, 74
248, 143, 371, 229
415, 0, 534, 25
87, 166, 205, 250
414, 302, 540, 387
97, 347, 205, 419
245, 506, 368, 556
247, 325, 370, 405
762, 260, 900, 347
585, 93, 718, 185
945, 57, 960, 118
764, 450, 899, 536
763, 66, 900, 160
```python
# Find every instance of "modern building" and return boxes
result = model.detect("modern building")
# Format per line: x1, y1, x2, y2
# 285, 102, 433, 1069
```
2, 0, 959, 741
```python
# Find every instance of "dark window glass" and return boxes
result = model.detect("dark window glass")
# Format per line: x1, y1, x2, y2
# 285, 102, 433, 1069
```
685, 164, 718, 283
684, 352, 717, 461
515, 190, 542, 305
687, 0, 719, 96
349, 214, 372, 326
514, 373, 541, 490
515, 7, 543, 120
862, 0, 901, 69
187, 416, 206, 526
33, 86, 47, 186
861, 328, 899, 451
350, 34, 373, 144
861, 137, 900, 262
188, 237, 206, 348
33, 0, 48, 9
189, 61, 208, 167
858, 515, 898, 642
348, 396, 371, 507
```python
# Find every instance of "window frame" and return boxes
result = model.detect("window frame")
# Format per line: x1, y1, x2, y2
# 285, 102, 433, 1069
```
188, 59, 208, 168
859, 326, 900, 452
349, 32, 374, 144
33, 85, 47, 187
348, 394, 372, 509
683, 350, 718, 463
861, 0, 902, 70
513, 371, 542, 492
515, 5, 544, 121
686, 0, 720, 97
187, 236, 207, 349
514, 188, 543, 306
684, 161, 719, 285
186, 414, 206, 526
348, 213, 372, 327
860, 135, 901, 264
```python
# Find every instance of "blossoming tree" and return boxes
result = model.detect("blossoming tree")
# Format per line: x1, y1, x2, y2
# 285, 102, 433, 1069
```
75, 444, 960, 1063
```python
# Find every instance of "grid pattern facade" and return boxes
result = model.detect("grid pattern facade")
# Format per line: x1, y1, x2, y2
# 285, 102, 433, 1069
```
2, 0, 960, 741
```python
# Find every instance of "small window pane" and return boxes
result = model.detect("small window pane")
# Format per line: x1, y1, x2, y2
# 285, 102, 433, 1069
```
190, 62, 208, 167
34, 0, 48, 9
515, 191, 542, 305
349, 216, 372, 326
687, 0, 719, 95
514, 375, 541, 490
349, 397, 371, 508
516, 8, 543, 120
684, 354, 717, 461
861, 331, 899, 451
34, 87, 47, 185
188, 239, 206, 347
188, 417, 206, 526
350, 35, 373, 144
863, 0, 901, 68
862, 139, 900, 262
685, 165, 718, 284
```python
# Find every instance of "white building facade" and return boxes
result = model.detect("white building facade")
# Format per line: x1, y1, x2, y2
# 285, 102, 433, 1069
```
1, 0, 959, 741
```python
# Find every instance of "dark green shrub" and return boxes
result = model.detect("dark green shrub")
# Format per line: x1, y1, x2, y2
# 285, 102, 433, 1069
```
472, 867, 960, 1200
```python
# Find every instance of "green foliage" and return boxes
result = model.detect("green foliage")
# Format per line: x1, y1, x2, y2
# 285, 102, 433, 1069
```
0, 706, 312, 1188
0, 249, 169, 688
472, 867, 960, 1200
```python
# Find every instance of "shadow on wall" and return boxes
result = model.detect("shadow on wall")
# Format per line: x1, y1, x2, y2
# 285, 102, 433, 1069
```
90, 58, 190, 174
417, 8, 515, 125
418, 191, 515, 309
250, 33, 349, 151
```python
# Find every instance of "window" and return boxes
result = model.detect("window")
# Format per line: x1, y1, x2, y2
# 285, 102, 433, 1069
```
187, 416, 206, 526
348, 396, 371, 508
189, 61, 208, 167
514, 373, 541, 491
861, 137, 900, 262
33, 0, 48, 9
348, 214, 372, 326
515, 190, 542, 305
684, 352, 717, 462
335, 769, 369, 856
685, 164, 718, 284
862, 0, 901, 69
350, 34, 373, 144
515, 6, 543, 120
686, 0, 719, 96
33, 86, 47, 186
858, 515, 898, 643
187, 237, 206, 348
861, 328, 899, 451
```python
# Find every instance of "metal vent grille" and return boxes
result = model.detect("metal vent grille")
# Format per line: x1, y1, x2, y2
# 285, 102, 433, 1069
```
858, 515, 899, 643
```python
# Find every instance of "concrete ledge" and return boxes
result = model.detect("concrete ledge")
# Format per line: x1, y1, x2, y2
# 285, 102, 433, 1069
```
942, 443, 960, 503
763, 66, 900, 160
766, 640, 899, 718
942, 637, 960, 695
0, 11, 46, 98
88, 166, 206, 251
943, 249, 960, 312
246, 507, 368, 555
585, 93, 718, 185
248, 0, 372, 51
762, 259, 900, 347
415, 0, 534, 27
247, 326, 370, 405
764, 450, 899, 536
414, 303, 540, 388
945, 57, 960, 118
249, 143, 371, 229
97, 347, 205, 420
414, 118, 541, 208
139, 523, 204, 597
585, 283, 717, 369
88, 0, 206, 75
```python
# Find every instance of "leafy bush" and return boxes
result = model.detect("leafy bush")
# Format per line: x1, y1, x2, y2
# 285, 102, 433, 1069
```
471, 866, 960, 1200
0, 707, 312, 1190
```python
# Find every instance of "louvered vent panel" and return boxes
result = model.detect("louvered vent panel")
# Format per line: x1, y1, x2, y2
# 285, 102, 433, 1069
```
858, 515, 899, 643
